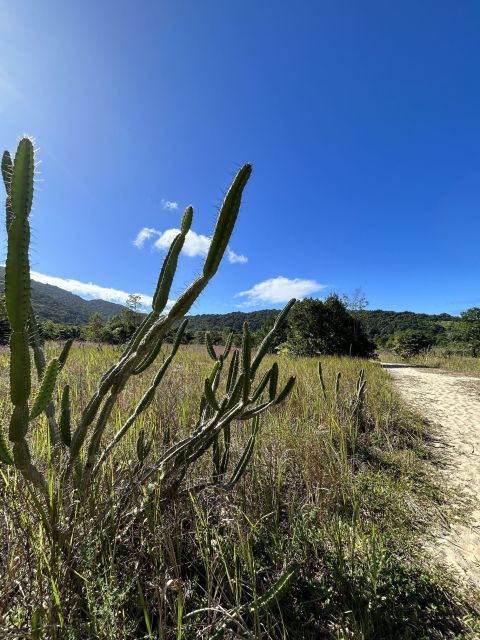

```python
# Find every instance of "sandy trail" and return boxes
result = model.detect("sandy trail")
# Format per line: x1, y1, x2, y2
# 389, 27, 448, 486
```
383, 363, 480, 586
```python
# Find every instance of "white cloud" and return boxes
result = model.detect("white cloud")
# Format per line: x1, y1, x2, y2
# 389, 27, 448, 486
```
133, 227, 157, 248
154, 229, 211, 257
134, 226, 247, 264
161, 199, 179, 211
29, 270, 170, 311
236, 276, 327, 306
228, 249, 248, 264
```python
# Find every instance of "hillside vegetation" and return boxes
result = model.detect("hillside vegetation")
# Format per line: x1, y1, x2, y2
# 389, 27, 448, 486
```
0, 268, 465, 348
0, 266, 124, 323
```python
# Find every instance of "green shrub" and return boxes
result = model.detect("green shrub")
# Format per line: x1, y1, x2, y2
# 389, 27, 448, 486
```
286, 295, 375, 357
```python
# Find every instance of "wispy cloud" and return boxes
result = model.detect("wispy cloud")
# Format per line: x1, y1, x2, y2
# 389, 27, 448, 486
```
134, 226, 248, 264
133, 227, 157, 248
227, 250, 248, 264
161, 199, 179, 211
29, 270, 168, 311
236, 276, 327, 306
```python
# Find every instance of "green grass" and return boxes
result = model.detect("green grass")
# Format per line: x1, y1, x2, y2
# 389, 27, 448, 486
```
0, 344, 478, 638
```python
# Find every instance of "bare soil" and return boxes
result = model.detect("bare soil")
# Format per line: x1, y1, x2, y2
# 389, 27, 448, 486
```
383, 363, 480, 586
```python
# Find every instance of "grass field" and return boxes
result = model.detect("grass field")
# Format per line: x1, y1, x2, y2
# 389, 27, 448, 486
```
1, 343, 479, 638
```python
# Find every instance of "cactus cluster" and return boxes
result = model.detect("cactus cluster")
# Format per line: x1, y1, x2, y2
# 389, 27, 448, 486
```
0, 136, 296, 517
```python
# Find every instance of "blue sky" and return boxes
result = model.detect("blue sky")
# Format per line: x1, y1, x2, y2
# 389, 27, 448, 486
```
0, 1, 479, 316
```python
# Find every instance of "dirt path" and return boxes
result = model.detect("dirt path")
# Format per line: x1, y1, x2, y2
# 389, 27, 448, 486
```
383, 363, 480, 586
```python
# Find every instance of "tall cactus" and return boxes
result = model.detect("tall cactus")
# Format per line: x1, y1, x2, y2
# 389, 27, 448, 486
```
0, 137, 296, 523
2, 139, 48, 491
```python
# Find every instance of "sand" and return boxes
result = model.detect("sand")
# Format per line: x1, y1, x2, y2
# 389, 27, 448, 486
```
383, 363, 480, 586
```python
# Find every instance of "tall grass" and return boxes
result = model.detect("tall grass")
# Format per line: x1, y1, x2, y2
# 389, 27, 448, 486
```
1, 344, 477, 638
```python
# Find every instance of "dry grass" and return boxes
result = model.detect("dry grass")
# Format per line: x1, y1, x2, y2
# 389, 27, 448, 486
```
0, 344, 478, 638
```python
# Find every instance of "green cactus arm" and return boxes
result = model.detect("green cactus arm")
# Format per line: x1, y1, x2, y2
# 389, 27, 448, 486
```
72, 167, 251, 471
28, 310, 61, 445
248, 564, 299, 613
209, 360, 221, 385
29, 359, 61, 421
203, 164, 252, 278
90, 320, 188, 479
9, 331, 31, 407
250, 299, 296, 379
136, 428, 151, 463
9, 403, 29, 442
118, 312, 157, 365
211, 358, 223, 392
268, 362, 279, 401
249, 367, 272, 403
5, 138, 35, 469
227, 434, 255, 486
59, 385, 71, 447
0, 426, 13, 464
132, 337, 163, 375
219, 423, 231, 475
222, 332, 234, 361
241, 323, 251, 402
238, 401, 271, 421
5, 138, 34, 332
274, 376, 296, 405
212, 434, 221, 479
1, 150, 12, 190
152, 206, 193, 314
166, 275, 209, 319
226, 349, 239, 394
226, 372, 245, 410
58, 338, 74, 370
2, 150, 13, 230
12, 439, 47, 494
205, 332, 218, 361
204, 378, 220, 412
29, 309, 46, 377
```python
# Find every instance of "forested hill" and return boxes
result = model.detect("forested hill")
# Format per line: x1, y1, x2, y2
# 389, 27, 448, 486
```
0, 267, 124, 324
185, 310, 277, 333
186, 308, 459, 343
0, 267, 461, 342
356, 309, 457, 343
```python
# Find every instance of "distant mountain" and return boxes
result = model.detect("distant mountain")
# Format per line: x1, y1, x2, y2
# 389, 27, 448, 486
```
0, 267, 125, 324
356, 309, 458, 343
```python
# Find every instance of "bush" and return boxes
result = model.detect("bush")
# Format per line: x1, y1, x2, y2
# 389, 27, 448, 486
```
286, 295, 375, 357
390, 329, 431, 357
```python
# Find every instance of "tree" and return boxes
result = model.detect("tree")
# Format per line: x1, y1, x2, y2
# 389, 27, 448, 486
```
126, 293, 142, 314
343, 288, 369, 347
84, 312, 105, 343
286, 295, 375, 357
390, 329, 431, 357
453, 307, 480, 356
